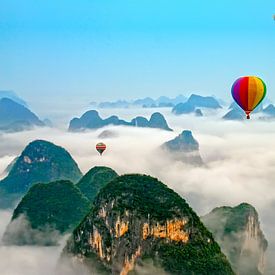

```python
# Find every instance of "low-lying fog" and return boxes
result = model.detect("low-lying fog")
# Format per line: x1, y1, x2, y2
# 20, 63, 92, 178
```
1, 107, 275, 274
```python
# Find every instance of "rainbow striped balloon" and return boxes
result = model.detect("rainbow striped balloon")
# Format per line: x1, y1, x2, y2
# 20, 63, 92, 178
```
231, 76, 266, 119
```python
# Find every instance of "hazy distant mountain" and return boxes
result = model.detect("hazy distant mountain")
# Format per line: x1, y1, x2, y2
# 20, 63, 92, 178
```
195, 108, 203, 117
224, 102, 266, 120
3, 180, 90, 246
99, 100, 130, 108
133, 97, 155, 107
0, 98, 44, 132
172, 94, 222, 115
156, 94, 187, 105
95, 95, 187, 108
0, 140, 82, 208
162, 130, 204, 165
263, 104, 275, 116
202, 203, 268, 275
0, 90, 27, 107
98, 130, 119, 139
62, 174, 234, 275
223, 109, 244, 121
69, 110, 172, 131
147, 112, 172, 130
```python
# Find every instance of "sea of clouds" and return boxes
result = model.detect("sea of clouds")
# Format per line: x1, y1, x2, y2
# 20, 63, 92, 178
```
1, 107, 275, 274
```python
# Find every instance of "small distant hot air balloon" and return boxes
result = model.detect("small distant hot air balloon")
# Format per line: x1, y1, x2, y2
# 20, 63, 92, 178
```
96, 142, 106, 155
231, 76, 266, 119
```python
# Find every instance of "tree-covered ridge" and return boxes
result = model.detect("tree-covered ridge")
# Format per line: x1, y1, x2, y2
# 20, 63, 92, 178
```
76, 166, 118, 202
12, 180, 90, 232
202, 203, 268, 275
0, 139, 82, 195
203, 203, 261, 236
2, 180, 91, 246
65, 174, 234, 275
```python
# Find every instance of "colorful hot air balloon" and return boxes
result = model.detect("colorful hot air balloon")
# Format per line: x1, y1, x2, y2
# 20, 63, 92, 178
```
231, 76, 266, 119
96, 142, 106, 155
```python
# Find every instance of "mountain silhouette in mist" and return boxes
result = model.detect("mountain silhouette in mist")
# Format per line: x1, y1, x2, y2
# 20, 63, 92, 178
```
202, 203, 268, 275
162, 130, 204, 165
172, 94, 221, 115
69, 110, 172, 131
0, 98, 44, 132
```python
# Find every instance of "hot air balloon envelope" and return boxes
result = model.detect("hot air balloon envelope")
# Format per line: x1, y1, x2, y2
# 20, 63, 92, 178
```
231, 76, 266, 119
96, 142, 106, 155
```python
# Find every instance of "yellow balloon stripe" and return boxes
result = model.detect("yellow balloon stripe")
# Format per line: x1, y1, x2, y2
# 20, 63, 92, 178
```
247, 77, 257, 110
248, 77, 265, 111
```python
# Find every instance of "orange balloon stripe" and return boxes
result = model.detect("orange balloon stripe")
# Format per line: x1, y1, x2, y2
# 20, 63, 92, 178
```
247, 77, 265, 111
247, 77, 258, 111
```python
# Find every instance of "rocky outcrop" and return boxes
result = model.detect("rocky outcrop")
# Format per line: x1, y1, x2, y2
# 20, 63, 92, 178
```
61, 174, 234, 275
69, 110, 172, 131
201, 203, 268, 275
162, 130, 204, 165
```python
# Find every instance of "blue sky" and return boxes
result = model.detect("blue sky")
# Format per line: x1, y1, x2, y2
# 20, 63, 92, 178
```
0, 0, 274, 103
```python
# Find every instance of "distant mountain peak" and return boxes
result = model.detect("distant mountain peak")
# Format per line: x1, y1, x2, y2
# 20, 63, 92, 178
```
0, 139, 82, 208
172, 94, 221, 115
164, 130, 199, 151
0, 98, 44, 132
69, 110, 172, 131
162, 130, 203, 165
0, 91, 27, 107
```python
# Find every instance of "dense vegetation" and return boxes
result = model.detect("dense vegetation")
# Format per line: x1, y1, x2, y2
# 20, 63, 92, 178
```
66, 174, 234, 275
12, 180, 90, 233
76, 166, 118, 201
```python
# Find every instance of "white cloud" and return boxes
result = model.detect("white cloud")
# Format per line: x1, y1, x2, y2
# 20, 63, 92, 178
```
1, 109, 275, 273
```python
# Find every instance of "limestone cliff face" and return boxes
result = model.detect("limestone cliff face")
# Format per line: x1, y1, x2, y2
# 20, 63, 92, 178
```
62, 174, 234, 275
202, 203, 268, 275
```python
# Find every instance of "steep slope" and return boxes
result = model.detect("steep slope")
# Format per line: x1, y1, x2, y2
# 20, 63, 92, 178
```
0, 140, 82, 208
263, 104, 275, 116
162, 130, 204, 165
0, 90, 27, 106
2, 180, 90, 245
76, 166, 118, 202
62, 174, 234, 275
148, 112, 172, 131
0, 98, 44, 131
201, 203, 268, 275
